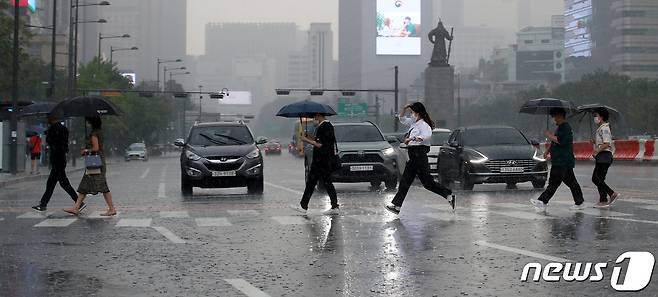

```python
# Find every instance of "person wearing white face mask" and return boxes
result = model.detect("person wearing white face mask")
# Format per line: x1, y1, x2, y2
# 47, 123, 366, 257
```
385, 102, 455, 215
591, 107, 620, 207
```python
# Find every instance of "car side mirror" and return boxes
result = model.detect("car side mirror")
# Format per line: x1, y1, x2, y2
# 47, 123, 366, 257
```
386, 136, 399, 144
449, 140, 460, 148
174, 139, 185, 147
256, 138, 268, 145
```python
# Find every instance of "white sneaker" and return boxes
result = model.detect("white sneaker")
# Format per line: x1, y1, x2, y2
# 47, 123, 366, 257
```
530, 199, 547, 212
322, 208, 340, 215
569, 204, 586, 211
289, 204, 307, 214
385, 203, 401, 215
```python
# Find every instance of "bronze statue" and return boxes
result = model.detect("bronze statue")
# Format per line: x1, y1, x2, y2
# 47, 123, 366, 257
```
428, 20, 453, 66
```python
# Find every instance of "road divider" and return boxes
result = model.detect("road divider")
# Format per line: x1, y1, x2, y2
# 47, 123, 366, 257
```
543, 139, 658, 162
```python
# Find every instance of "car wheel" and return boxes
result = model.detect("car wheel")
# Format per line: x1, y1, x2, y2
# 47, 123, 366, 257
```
532, 180, 546, 189
247, 177, 264, 195
385, 178, 398, 191
461, 166, 474, 191
181, 175, 193, 196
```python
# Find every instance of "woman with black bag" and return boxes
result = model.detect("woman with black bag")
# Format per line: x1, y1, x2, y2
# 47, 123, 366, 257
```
385, 102, 455, 215
591, 108, 620, 207
290, 112, 340, 215
64, 116, 117, 216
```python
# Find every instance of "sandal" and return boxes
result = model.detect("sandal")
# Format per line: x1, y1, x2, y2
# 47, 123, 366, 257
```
100, 210, 117, 217
63, 208, 79, 216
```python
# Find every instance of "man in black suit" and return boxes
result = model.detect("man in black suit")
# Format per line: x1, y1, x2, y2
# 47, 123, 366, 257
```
291, 113, 340, 215
32, 114, 85, 212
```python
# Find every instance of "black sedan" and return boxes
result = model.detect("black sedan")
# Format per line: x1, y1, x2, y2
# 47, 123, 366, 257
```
437, 126, 548, 190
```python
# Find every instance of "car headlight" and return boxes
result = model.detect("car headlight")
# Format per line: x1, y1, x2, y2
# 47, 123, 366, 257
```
533, 149, 546, 162
185, 150, 201, 161
246, 148, 260, 159
382, 147, 395, 156
468, 150, 488, 164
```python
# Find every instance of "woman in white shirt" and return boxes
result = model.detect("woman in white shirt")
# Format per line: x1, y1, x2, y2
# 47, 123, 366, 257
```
385, 102, 455, 214
591, 107, 620, 207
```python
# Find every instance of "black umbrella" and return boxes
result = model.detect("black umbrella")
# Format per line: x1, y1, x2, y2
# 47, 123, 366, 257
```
519, 98, 576, 129
569, 104, 621, 139
276, 100, 337, 118
50, 96, 121, 118
19, 102, 57, 118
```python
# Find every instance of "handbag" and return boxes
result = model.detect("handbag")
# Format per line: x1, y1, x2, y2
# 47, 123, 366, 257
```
85, 154, 103, 170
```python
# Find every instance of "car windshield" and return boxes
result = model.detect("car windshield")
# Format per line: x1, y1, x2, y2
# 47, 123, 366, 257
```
334, 125, 384, 142
431, 131, 450, 146
188, 126, 253, 146
463, 128, 528, 147
128, 143, 145, 151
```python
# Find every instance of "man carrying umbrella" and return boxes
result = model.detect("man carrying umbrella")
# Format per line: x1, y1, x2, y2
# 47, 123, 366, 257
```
32, 113, 85, 212
530, 107, 585, 211
291, 112, 340, 215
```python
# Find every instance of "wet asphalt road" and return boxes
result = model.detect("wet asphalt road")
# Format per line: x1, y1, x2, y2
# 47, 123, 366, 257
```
1, 153, 657, 297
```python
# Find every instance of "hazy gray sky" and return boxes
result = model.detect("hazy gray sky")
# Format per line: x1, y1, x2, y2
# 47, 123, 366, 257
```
186, 0, 564, 56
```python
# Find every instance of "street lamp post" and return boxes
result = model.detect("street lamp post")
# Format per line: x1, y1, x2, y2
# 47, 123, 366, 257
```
98, 33, 130, 61
169, 71, 191, 136
109, 46, 138, 64
156, 58, 182, 92
9, 0, 20, 174
163, 66, 186, 89
198, 85, 203, 121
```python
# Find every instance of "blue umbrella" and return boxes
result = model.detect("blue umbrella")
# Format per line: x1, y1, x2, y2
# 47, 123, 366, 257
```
276, 100, 337, 118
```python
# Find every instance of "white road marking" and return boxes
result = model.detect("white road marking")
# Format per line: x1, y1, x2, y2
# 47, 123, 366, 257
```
271, 216, 311, 225
34, 218, 77, 227
227, 210, 260, 216
159, 211, 189, 218
419, 212, 474, 221
224, 279, 271, 297
152, 226, 186, 243
623, 198, 658, 205
195, 217, 232, 227
17, 211, 52, 219
474, 240, 571, 262
640, 205, 658, 211
160, 165, 168, 181
490, 210, 553, 220
265, 182, 303, 195
347, 215, 386, 223
158, 183, 166, 198
599, 217, 658, 225
87, 211, 121, 219
115, 218, 152, 227
493, 202, 534, 210
359, 206, 386, 214
140, 167, 150, 179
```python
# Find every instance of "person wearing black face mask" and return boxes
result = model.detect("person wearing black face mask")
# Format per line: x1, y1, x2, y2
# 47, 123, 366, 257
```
385, 102, 455, 215
290, 113, 340, 215
591, 107, 620, 207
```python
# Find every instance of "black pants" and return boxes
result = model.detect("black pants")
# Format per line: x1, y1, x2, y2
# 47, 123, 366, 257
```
592, 162, 614, 202
300, 163, 338, 209
392, 146, 451, 207
538, 165, 584, 205
39, 160, 78, 207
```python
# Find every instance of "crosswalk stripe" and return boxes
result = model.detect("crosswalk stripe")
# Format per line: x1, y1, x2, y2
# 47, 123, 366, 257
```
195, 217, 232, 227
152, 226, 185, 243
116, 218, 152, 227
347, 214, 387, 223
599, 217, 658, 225
490, 210, 553, 220
271, 216, 311, 225
265, 182, 303, 195
640, 205, 658, 211
17, 211, 52, 219
140, 167, 150, 179
224, 279, 271, 297
419, 212, 474, 221
159, 211, 189, 218
87, 211, 121, 219
227, 210, 260, 216
34, 218, 77, 227
624, 198, 658, 205
475, 240, 571, 262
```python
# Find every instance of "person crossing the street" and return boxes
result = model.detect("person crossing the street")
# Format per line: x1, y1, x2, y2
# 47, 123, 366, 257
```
591, 107, 621, 207
385, 102, 455, 215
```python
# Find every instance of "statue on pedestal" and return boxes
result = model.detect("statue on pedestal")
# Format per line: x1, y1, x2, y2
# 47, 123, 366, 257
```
428, 20, 454, 67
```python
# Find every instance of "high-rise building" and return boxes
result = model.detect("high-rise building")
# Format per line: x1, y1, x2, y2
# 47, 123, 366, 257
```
512, 16, 566, 83
308, 23, 334, 88
93, 0, 187, 84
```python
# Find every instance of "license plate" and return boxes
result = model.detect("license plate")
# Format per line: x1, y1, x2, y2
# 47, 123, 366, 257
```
430, 164, 437, 170
212, 171, 236, 177
500, 167, 524, 173
350, 165, 373, 172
